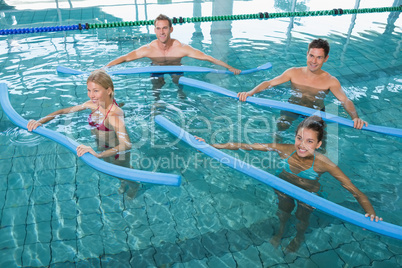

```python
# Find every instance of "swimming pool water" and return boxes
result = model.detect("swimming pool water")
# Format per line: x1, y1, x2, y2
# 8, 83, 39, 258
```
0, 0, 401, 267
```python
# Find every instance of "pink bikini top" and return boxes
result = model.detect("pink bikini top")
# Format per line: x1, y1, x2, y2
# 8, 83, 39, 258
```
88, 100, 117, 132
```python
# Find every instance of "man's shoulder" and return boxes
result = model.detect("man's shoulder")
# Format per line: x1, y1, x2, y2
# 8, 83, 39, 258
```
317, 71, 341, 91
171, 39, 188, 49
287, 66, 304, 73
284, 66, 304, 77
148, 40, 159, 47
171, 38, 182, 44
323, 71, 340, 84
170, 40, 194, 54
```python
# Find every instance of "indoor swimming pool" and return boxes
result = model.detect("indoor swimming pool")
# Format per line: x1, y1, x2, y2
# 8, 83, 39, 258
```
0, 0, 401, 267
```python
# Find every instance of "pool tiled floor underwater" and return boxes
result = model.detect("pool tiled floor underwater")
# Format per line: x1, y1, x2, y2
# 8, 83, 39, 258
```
1, 139, 401, 267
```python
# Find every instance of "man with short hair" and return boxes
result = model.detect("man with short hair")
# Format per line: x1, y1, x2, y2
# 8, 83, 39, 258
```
237, 39, 367, 131
106, 14, 241, 99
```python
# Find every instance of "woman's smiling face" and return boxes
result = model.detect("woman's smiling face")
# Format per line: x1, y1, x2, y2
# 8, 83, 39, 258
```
87, 81, 111, 105
294, 127, 322, 157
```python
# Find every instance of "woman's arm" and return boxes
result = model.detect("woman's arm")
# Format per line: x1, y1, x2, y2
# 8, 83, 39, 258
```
27, 104, 88, 131
322, 157, 382, 222
195, 136, 289, 154
212, 142, 282, 152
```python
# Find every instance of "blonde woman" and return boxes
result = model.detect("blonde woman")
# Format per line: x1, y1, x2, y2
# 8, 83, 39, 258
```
28, 70, 138, 197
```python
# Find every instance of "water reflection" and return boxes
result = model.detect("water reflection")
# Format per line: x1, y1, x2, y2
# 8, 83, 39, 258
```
339, 0, 360, 64
274, 0, 308, 12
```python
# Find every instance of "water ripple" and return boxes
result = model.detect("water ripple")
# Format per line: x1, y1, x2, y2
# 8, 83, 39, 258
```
2, 127, 45, 146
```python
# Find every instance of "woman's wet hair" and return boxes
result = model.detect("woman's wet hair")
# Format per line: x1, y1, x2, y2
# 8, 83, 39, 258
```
296, 115, 325, 142
154, 14, 172, 28
87, 69, 114, 99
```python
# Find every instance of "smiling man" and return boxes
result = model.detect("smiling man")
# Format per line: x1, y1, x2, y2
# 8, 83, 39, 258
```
237, 39, 367, 131
105, 14, 240, 100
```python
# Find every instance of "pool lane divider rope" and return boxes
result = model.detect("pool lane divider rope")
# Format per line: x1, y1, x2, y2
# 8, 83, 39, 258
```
56, 62, 272, 76
1, 6, 401, 35
0, 83, 181, 186
154, 115, 402, 240
179, 77, 402, 138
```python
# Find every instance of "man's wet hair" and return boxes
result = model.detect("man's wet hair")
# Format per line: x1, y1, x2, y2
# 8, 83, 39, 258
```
154, 14, 172, 28
308, 39, 330, 57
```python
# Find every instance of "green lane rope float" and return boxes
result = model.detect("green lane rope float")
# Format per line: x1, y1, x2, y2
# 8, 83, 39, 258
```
0, 6, 401, 35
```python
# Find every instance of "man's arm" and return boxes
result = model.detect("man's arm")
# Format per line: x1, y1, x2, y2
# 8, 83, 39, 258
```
105, 46, 149, 68
329, 77, 368, 129
184, 45, 241, 74
237, 68, 294, 101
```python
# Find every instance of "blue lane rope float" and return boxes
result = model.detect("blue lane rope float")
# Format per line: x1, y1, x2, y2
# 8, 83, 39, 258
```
154, 115, 402, 240
56, 62, 272, 76
0, 83, 181, 186
179, 77, 402, 138
1, 6, 400, 35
